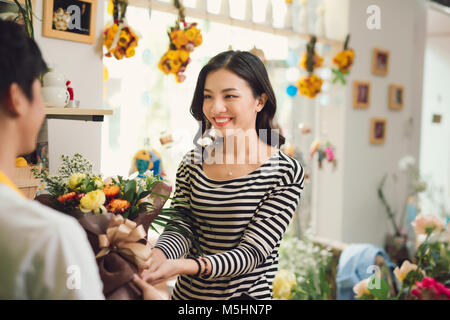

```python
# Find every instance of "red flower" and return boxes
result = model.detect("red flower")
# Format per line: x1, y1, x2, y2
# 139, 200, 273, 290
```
57, 192, 76, 203
412, 277, 450, 300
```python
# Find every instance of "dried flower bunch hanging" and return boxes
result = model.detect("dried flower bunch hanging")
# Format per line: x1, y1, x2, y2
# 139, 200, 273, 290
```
296, 36, 324, 98
158, 0, 203, 83
332, 34, 355, 85
103, 0, 139, 60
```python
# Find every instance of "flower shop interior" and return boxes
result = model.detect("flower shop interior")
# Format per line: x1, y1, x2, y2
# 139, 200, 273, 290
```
3, 0, 450, 300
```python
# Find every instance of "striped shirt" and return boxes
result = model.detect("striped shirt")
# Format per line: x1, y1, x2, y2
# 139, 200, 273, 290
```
155, 147, 305, 300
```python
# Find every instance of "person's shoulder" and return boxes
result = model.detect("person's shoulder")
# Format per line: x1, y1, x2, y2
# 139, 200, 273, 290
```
276, 150, 305, 185
180, 147, 203, 167
0, 185, 82, 236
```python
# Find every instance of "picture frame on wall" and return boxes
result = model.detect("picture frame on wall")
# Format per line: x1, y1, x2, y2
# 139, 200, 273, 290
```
370, 117, 387, 145
353, 81, 371, 109
389, 84, 404, 110
42, 0, 97, 44
372, 48, 389, 76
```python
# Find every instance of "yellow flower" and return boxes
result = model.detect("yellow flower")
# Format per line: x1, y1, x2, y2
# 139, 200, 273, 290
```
104, 39, 113, 49
299, 52, 324, 71
273, 269, 297, 300
126, 46, 136, 58
169, 59, 181, 74
113, 49, 124, 60
185, 28, 197, 42
118, 31, 130, 46
111, 23, 119, 33
79, 190, 106, 214
393, 260, 423, 282
166, 50, 179, 61
170, 29, 189, 49
158, 56, 171, 75
68, 173, 86, 191
297, 74, 323, 98
353, 278, 371, 299
94, 177, 103, 190
178, 50, 190, 63
193, 33, 203, 47
333, 49, 354, 73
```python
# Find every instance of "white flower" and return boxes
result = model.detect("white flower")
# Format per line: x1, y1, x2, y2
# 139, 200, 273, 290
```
398, 155, 416, 171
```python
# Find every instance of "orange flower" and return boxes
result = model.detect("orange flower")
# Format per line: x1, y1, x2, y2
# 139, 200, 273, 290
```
103, 185, 120, 198
58, 192, 77, 203
107, 198, 131, 214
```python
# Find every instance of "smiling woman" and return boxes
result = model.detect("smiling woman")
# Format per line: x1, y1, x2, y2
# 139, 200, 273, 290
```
139, 50, 306, 300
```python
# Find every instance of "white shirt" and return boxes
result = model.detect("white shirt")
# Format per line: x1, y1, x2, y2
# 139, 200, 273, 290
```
0, 185, 105, 299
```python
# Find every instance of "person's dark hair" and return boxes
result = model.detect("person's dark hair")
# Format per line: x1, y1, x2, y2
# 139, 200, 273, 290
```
190, 50, 285, 149
0, 20, 48, 105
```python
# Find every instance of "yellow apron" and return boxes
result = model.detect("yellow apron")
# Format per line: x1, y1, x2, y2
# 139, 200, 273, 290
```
0, 170, 25, 198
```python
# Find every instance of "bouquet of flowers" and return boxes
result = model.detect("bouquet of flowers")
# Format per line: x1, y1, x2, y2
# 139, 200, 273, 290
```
158, 0, 202, 83
353, 214, 450, 300
275, 227, 333, 300
32, 154, 201, 299
103, 0, 139, 60
331, 34, 354, 85
296, 36, 324, 98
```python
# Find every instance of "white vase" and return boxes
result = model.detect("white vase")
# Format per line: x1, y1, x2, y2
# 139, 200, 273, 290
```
298, 2, 308, 34
43, 67, 66, 87
41, 86, 70, 108
315, 6, 326, 38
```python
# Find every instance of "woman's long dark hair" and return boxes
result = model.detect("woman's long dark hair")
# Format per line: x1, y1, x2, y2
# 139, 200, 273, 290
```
190, 50, 285, 150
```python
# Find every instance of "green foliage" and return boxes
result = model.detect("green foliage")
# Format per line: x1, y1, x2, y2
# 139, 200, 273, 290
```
279, 227, 333, 300
32, 153, 95, 197
13, 0, 34, 39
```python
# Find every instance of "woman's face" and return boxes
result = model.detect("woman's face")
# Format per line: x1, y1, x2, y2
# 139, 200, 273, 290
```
202, 68, 266, 137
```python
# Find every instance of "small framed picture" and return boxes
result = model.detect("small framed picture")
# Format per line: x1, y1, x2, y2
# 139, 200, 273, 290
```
370, 117, 387, 144
389, 84, 404, 110
372, 48, 389, 76
353, 81, 371, 108
432, 114, 442, 124
42, 0, 97, 44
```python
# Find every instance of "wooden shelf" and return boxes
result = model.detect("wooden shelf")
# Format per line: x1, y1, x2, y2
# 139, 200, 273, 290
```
45, 107, 113, 122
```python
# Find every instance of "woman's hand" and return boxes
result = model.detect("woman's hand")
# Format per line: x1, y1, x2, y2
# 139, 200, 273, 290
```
141, 248, 167, 278
142, 258, 199, 285
132, 274, 164, 300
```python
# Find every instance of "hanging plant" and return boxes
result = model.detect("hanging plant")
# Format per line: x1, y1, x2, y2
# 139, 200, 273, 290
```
158, 0, 203, 83
103, 0, 140, 60
331, 34, 355, 85
13, 0, 34, 39
296, 36, 324, 98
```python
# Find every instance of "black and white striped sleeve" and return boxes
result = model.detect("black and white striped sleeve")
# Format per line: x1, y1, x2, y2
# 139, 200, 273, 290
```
154, 156, 193, 260
204, 161, 305, 278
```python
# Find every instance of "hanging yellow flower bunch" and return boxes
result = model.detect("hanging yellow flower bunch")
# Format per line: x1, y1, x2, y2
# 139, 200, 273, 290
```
332, 34, 354, 84
299, 52, 324, 71
297, 74, 323, 99
103, 0, 139, 60
158, 0, 203, 83
296, 36, 323, 99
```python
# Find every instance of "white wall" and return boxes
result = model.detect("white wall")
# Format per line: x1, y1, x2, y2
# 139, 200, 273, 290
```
420, 35, 450, 216
34, 0, 105, 174
314, 0, 427, 246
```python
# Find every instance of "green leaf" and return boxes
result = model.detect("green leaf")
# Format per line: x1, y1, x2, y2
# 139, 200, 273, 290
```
123, 180, 137, 202
368, 278, 390, 300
